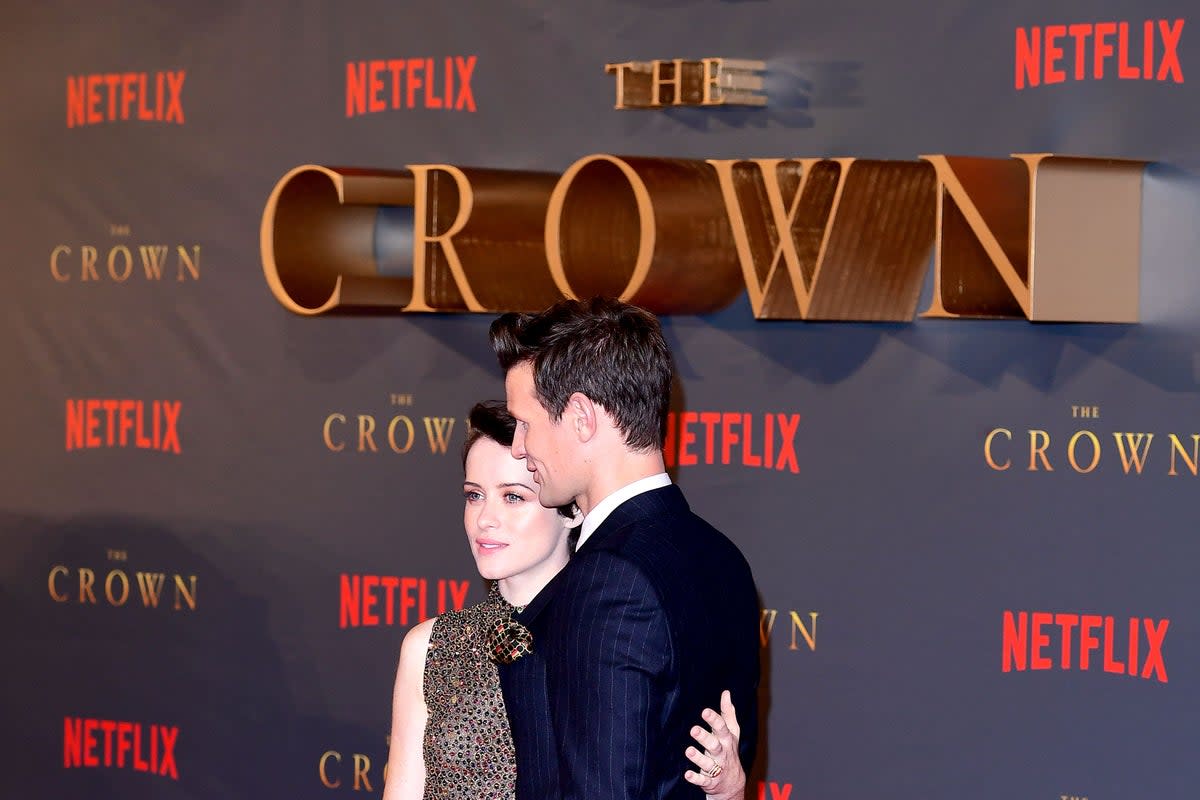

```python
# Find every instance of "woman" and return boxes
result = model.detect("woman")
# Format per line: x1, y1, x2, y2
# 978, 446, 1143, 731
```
382, 401, 745, 800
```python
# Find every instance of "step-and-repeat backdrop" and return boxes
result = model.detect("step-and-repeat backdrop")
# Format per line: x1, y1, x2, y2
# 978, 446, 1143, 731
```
2, 1, 1196, 798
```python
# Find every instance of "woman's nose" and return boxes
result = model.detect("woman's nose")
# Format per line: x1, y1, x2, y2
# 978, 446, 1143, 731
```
477, 499, 500, 529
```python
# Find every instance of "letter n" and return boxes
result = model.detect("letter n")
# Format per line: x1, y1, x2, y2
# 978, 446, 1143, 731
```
66, 400, 86, 450
340, 574, 360, 628
920, 155, 1145, 322
1002, 610, 1028, 672
346, 62, 368, 117
64, 717, 83, 767
67, 77, 87, 128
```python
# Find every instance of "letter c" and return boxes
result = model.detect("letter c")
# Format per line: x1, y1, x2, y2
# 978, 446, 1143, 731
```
984, 428, 1012, 470
323, 414, 346, 452
319, 750, 341, 788
50, 245, 71, 282
48, 565, 70, 602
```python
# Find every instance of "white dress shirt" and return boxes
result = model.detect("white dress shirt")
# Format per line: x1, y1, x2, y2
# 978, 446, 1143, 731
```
575, 472, 672, 551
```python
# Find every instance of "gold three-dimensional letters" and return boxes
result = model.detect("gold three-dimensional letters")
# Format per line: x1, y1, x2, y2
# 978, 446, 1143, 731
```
260, 153, 1145, 323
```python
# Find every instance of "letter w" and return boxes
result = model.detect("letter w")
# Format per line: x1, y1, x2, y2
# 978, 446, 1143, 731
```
139, 246, 168, 279
706, 158, 936, 320
759, 609, 777, 647
1113, 433, 1154, 474
424, 417, 456, 454
136, 572, 166, 607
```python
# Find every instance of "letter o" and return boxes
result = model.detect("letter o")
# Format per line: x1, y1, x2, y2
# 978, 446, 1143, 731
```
545, 154, 655, 301
544, 154, 743, 313
1068, 430, 1101, 474
105, 570, 131, 606
388, 415, 414, 454
107, 245, 133, 282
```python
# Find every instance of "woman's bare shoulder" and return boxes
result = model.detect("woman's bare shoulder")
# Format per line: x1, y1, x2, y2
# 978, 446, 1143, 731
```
403, 617, 436, 650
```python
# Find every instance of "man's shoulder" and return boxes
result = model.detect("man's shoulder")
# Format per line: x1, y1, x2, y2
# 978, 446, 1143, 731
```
590, 504, 751, 583
608, 496, 738, 550
574, 485, 755, 591
598, 484, 714, 537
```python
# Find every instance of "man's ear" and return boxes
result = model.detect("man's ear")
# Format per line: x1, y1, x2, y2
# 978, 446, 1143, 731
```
566, 392, 597, 443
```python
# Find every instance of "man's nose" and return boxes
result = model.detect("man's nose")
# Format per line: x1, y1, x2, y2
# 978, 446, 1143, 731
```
512, 425, 527, 458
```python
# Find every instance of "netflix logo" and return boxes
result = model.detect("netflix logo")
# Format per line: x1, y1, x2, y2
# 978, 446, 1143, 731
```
339, 574, 472, 629
65, 399, 181, 453
664, 412, 800, 474
1002, 611, 1169, 683
345, 56, 476, 117
63, 717, 179, 780
67, 71, 185, 127
1015, 19, 1184, 89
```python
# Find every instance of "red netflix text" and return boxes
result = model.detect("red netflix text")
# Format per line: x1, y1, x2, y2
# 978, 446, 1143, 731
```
758, 781, 793, 800
63, 717, 179, 780
345, 56, 477, 117
663, 412, 800, 473
339, 574, 471, 628
67, 71, 185, 127
65, 399, 181, 453
1015, 19, 1184, 89
1002, 610, 1168, 682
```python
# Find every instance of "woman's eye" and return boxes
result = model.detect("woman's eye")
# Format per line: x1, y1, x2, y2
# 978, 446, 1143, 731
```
464, 490, 482, 502
504, 492, 524, 503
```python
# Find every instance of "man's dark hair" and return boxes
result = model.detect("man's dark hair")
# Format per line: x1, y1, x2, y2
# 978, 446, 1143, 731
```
462, 400, 577, 525
489, 297, 673, 451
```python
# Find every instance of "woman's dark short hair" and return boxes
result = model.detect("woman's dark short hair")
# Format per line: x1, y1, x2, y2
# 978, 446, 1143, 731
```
463, 401, 577, 523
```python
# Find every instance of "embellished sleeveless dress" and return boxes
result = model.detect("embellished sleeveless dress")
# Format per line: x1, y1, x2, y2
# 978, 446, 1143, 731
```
422, 583, 518, 799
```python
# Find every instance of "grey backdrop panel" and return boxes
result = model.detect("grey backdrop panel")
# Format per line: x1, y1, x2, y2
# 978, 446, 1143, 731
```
0, 1, 1195, 798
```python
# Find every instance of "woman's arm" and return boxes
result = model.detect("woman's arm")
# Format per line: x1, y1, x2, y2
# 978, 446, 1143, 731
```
381, 618, 434, 800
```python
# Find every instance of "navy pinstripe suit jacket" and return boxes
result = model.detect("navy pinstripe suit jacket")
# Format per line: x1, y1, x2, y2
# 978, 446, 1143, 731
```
499, 484, 760, 800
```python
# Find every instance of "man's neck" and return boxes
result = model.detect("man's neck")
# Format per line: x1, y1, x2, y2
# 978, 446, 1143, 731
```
576, 450, 667, 517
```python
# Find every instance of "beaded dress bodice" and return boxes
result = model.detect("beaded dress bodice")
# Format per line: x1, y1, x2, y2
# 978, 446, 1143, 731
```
422, 584, 517, 799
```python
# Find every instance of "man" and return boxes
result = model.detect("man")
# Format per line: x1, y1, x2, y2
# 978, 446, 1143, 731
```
490, 297, 760, 800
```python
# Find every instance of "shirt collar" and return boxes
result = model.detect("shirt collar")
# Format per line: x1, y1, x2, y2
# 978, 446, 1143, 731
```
575, 473, 672, 551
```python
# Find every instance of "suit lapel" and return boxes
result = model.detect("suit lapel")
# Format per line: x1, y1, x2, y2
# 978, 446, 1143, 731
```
575, 483, 688, 555
516, 485, 688, 627
513, 562, 565, 627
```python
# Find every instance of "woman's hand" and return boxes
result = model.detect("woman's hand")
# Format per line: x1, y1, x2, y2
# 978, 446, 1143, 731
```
683, 689, 745, 800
